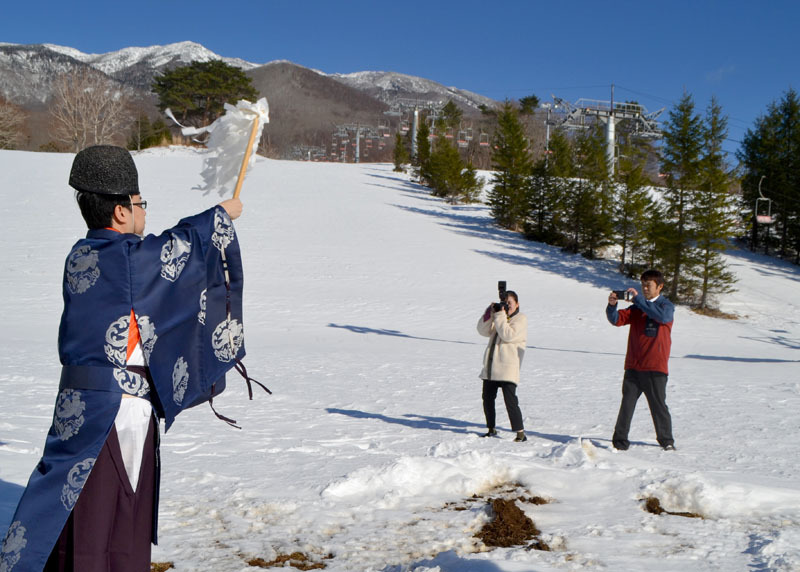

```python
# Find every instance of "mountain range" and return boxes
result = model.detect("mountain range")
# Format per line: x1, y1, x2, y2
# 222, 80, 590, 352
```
0, 41, 498, 157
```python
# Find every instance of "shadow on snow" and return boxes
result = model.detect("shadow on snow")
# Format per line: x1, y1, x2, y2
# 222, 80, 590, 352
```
326, 408, 483, 435
0, 478, 25, 532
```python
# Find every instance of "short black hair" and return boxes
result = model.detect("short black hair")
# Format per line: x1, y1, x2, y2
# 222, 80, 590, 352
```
640, 269, 665, 286
75, 191, 138, 230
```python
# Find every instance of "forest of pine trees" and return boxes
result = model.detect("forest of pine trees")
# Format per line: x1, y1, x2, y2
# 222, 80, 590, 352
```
404, 92, 767, 311
379, 86, 800, 311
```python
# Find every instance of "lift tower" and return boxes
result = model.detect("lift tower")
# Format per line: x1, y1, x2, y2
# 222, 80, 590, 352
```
385, 98, 446, 159
552, 85, 663, 176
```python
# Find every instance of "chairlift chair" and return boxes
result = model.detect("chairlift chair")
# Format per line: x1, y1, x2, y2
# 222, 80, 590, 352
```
755, 176, 774, 224
755, 197, 774, 224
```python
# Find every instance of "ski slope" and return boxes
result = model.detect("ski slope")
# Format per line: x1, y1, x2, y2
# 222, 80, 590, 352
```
1, 147, 798, 571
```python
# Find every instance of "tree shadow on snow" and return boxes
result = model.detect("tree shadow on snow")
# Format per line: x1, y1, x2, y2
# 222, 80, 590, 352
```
327, 323, 479, 346
390, 204, 625, 292
0, 478, 25, 532
329, 325, 627, 357
326, 408, 483, 435
723, 246, 800, 284
682, 352, 799, 363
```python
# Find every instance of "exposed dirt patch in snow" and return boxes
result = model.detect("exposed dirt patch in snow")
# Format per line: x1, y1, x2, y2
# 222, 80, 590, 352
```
246, 551, 331, 570
643, 496, 703, 519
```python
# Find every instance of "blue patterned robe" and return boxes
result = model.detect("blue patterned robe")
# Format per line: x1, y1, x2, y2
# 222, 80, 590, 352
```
1, 206, 245, 572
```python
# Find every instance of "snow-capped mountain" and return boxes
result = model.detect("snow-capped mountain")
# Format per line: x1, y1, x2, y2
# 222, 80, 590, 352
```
43, 40, 261, 76
0, 41, 495, 112
329, 70, 496, 111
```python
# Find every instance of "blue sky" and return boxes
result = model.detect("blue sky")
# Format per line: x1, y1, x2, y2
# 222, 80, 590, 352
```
3, 0, 797, 159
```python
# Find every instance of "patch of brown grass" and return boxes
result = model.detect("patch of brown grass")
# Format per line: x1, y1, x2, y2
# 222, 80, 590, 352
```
691, 306, 738, 320
151, 563, 174, 572
246, 551, 328, 570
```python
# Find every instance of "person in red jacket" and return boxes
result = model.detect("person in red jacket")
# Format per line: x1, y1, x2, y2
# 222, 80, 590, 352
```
606, 269, 675, 451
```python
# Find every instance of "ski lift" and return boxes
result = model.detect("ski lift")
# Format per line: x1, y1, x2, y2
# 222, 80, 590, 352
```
445, 127, 454, 139
755, 176, 774, 224
479, 131, 489, 147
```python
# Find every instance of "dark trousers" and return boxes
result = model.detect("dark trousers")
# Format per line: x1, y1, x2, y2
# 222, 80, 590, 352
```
613, 369, 673, 449
45, 417, 157, 572
482, 380, 524, 432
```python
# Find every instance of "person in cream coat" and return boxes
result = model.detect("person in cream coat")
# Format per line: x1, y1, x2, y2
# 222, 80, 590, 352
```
477, 290, 528, 442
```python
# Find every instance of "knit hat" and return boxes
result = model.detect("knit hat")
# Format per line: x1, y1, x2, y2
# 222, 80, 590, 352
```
69, 145, 139, 195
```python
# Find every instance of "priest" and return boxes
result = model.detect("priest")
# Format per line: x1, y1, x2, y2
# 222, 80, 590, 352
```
1, 145, 247, 571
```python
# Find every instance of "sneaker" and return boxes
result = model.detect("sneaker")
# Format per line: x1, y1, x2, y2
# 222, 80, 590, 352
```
662, 444, 676, 451
481, 428, 498, 438
514, 431, 527, 442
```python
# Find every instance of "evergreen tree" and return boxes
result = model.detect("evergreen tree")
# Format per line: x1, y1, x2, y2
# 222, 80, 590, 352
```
526, 129, 572, 245
692, 97, 738, 309
488, 102, 533, 231
393, 132, 410, 172
428, 135, 464, 200
519, 95, 540, 115
440, 101, 463, 130
615, 141, 653, 275
152, 60, 258, 128
738, 88, 800, 262
459, 162, 483, 203
426, 129, 483, 203
564, 127, 613, 257
415, 119, 432, 183
659, 92, 704, 301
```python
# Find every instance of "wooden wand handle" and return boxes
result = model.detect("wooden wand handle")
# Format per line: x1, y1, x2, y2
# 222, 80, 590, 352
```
233, 115, 260, 199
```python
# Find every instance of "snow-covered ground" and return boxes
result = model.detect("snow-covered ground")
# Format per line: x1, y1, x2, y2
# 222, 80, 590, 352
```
1, 147, 798, 571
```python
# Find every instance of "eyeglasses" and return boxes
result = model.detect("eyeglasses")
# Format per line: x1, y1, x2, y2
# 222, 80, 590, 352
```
130, 200, 147, 210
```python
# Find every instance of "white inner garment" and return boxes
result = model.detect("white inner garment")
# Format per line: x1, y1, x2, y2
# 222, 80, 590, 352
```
114, 336, 151, 493
114, 397, 151, 492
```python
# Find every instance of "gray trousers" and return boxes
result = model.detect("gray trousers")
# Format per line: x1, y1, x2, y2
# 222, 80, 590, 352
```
612, 369, 673, 449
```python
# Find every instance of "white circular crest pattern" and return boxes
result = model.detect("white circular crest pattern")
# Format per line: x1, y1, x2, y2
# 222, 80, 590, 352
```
211, 209, 234, 252
197, 289, 207, 325
160, 235, 192, 282
0, 521, 26, 572
53, 389, 86, 441
172, 357, 189, 406
104, 315, 158, 367
65, 245, 100, 294
60, 458, 95, 511
136, 315, 158, 362
104, 316, 129, 367
212, 318, 244, 362
114, 369, 150, 397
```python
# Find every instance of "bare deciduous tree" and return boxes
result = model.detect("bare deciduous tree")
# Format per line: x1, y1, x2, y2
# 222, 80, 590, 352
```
50, 68, 133, 152
0, 96, 26, 149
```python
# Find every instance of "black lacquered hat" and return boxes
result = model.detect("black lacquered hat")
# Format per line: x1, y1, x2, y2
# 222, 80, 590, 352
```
69, 145, 139, 195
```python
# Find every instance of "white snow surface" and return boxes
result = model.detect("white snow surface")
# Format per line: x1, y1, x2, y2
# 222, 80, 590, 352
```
1, 147, 799, 571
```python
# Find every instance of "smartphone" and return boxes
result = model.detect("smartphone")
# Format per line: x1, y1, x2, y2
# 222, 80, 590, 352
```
612, 289, 632, 301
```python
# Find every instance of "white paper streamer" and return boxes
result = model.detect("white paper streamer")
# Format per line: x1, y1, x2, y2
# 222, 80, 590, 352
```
166, 98, 270, 196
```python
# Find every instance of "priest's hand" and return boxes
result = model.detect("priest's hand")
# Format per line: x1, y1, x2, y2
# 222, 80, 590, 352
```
219, 198, 243, 220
